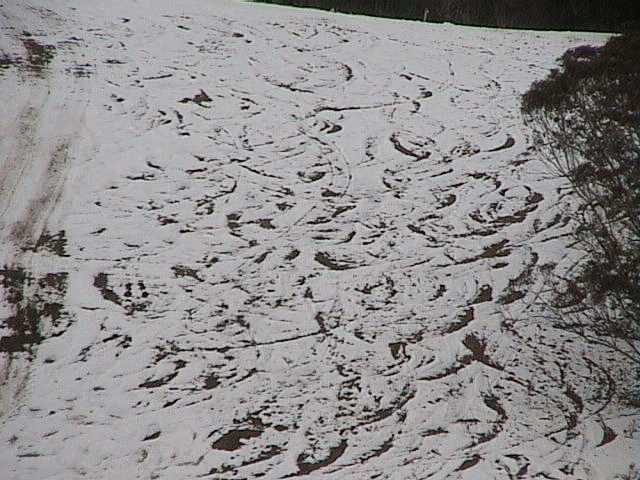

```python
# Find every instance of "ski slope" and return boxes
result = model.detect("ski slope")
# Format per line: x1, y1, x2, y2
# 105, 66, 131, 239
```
0, 1, 636, 478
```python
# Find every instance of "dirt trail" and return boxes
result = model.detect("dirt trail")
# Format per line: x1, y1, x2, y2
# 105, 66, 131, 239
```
0, 7, 90, 420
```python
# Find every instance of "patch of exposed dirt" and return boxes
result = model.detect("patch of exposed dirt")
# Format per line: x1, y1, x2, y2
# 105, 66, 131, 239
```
179, 89, 212, 106
139, 359, 186, 389
93, 273, 150, 315
93, 273, 122, 306
65, 62, 94, 77
293, 439, 347, 476
0, 54, 23, 74
471, 284, 493, 304
172, 265, 203, 282
390, 133, 430, 160
33, 230, 68, 257
21, 36, 56, 76
461, 333, 503, 370
0, 266, 69, 354
444, 307, 475, 334
458, 239, 512, 265
455, 454, 481, 471
498, 252, 538, 305
314, 251, 356, 270
211, 428, 263, 451
486, 135, 515, 152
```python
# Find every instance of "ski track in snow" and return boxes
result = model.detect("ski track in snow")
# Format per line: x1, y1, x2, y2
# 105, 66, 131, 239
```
0, 1, 637, 479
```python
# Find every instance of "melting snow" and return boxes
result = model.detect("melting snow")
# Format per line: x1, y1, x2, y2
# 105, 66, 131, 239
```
0, 1, 636, 479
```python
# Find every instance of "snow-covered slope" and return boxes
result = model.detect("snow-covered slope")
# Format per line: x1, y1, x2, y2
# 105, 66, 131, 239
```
0, 1, 636, 479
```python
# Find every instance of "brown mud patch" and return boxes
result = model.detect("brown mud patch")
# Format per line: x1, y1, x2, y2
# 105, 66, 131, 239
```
179, 89, 212, 106
93, 273, 150, 315
455, 454, 482, 471
471, 285, 493, 304
498, 252, 538, 305
390, 133, 430, 160
172, 265, 203, 282
211, 428, 263, 451
457, 239, 512, 265
444, 307, 475, 334
33, 230, 68, 257
0, 266, 68, 353
22, 36, 56, 76
314, 251, 357, 270
291, 439, 348, 476
461, 333, 503, 370
139, 359, 186, 389
486, 135, 515, 152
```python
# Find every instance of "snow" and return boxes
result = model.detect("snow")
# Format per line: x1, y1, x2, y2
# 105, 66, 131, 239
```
0, 1, 636, 479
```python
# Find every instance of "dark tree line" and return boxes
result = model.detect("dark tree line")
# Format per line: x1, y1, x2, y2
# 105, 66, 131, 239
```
253, 0, 640, 32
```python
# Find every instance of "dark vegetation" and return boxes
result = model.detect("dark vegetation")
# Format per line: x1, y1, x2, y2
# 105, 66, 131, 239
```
252, 0, 640, 32
522, 33, 640, 399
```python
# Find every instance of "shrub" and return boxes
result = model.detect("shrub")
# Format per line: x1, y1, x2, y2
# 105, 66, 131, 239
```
522, 34, 640, 383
